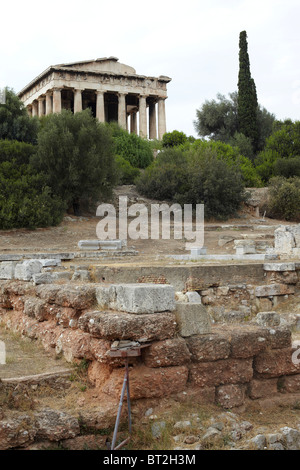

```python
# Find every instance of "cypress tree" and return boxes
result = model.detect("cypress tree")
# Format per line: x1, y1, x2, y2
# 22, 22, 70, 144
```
237, 31, 259, 151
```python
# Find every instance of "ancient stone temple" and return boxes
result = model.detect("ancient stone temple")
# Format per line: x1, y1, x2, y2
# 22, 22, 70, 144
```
18, 57, 171, 139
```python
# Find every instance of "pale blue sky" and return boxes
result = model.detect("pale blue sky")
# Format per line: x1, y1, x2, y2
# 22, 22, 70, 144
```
1, 0, 299, 137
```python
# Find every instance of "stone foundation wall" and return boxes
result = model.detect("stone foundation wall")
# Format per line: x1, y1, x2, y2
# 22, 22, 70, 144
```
1, 271, 300, 410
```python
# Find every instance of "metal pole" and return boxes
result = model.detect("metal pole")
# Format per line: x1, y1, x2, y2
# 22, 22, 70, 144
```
111, 358, 129, 450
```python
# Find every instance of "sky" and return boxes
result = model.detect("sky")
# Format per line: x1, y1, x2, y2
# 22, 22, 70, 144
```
1, 0, 300, 137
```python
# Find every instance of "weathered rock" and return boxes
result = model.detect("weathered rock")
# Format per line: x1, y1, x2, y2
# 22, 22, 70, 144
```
254, 347, 300, 378
0, 262, 16, 280
14, 260, 43, 281
101, 365, 189, 399
55, 329, 94, 362
280, 374, 300, 393
186, 333, 230, 362
248, 378, 278, 399
281, 427, 300, 450
96, 283, 175, 314
143, 338, 191, 367
175, 303, 212, 337
229, 327, 269, 358
216, 384, 246, 409
0, 414, 36, 450
255, 283, 294, 297
255, 312, 280, 327
34, 408, 80, 441
189, 358, 253, 388
36, 284, 96, 309
78, 310, 177, 342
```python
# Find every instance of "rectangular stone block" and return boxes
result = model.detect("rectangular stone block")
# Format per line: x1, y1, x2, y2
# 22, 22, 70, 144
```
186, 333, 230, 362
175, 303, 212, 337
189, 358, 253, 387
101, 365, 188, 400
255, 283, 295, 297
97, 283, 175, 314
14, 260, 43, 281
248, 378, 278, 399
78, 310, 177, 342
216, 383, 246, 408
0, 262, 16, 280
280, 374, 300, 393
229, 326, 270, 358
143, 338, 191, 367
263, 263, 295, 272
254, 347, 300, 378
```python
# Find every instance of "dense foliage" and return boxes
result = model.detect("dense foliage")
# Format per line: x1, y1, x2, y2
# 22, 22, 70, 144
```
136, 142, 246, 220
31, 109, 117, 209
109, 123, 153, 168
0, 88, 39, 144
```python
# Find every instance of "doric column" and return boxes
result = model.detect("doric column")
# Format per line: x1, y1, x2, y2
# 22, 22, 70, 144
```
158, 98, 167, 140
38, 97, 45, 117
32, 101, 38, 117
130, 112, 137, 134
74, 89, 82, 113
149, 101, 157, 140
96, 90, 105, 122
27, 106, 32, 118
45, 91, 52, 115
139, 95, 147, 138
52, 88, 62, 113
118, 93, 127, 129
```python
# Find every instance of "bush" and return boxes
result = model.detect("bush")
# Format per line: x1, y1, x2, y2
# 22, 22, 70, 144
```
162, 130, 188, 148
109, 123, 153, 169
115, 155, 140, 184
0, 161, 65, 229
0, 139, 36, 165
136, 148, 189, 200
136, 145, 246, 220
0, 88, 39, 144
31, 109, 117, 209
267, 176, 300, 221
273, 156, 300, 178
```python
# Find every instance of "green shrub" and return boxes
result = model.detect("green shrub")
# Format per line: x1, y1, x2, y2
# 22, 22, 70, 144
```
273, 156, 300, 178
136, 145, 246, 220
267, 176, 300, 221
0, 161, 65, 229
0, 139, 36, 165
115, 155, 140, 184
162, 130, 188, 148
136, 148, 189, 200
110, 124, 153, 169
31, 109, 117, 208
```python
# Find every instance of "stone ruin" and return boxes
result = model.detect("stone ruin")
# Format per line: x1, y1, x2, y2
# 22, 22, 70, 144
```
0, 225, 300, 449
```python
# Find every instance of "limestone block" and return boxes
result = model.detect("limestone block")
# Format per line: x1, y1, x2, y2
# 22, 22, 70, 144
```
280, 375, 300, 393
32, 273, 56, 285
78, 240, 100, 250
255, 311, 280, 327
175, 302, 212, 337
96, 285, 117, 309
143, 338, 191, 367
114, 283, 175, 314
78, 310, 177, 342
40, 259, 62, 267
274, 227, 295, 254
0, 262, 16, 280
255, 283, 294, 297
190, 247, 207, 256
286, 225, 300, 246
14, 260, 43, 281
263, 262, 295, 272
185, 291, 201, 303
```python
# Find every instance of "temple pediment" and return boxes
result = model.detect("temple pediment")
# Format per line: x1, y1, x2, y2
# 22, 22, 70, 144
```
57, 57, 137, 76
